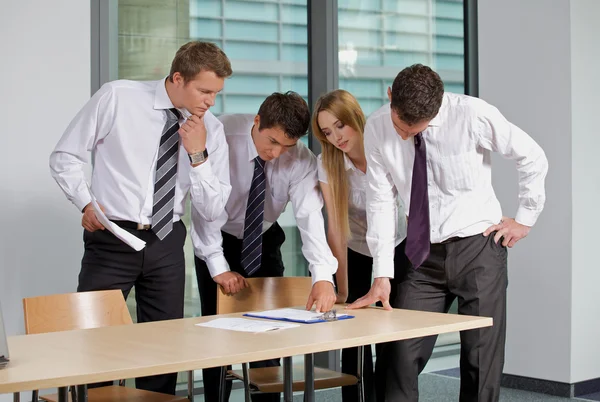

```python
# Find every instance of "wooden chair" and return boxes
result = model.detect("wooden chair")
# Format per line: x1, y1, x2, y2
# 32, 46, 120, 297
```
22, 290, 192, 402
216, 277, 363, 401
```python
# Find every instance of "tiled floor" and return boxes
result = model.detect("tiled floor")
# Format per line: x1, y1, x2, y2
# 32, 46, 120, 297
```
226, 371, 600, 402
430, 368, 600, 402
223, 362, 600, 402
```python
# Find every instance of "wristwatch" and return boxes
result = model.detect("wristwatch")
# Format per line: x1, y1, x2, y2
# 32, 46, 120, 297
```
188, 149, 209, 164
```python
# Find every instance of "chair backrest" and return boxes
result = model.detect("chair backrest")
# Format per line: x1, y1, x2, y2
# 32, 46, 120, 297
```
22, 290, 133, 335
0, 300, 9, 367
217, 277, 313, 314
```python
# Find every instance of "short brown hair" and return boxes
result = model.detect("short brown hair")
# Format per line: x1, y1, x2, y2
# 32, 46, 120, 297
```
168, 41, 232, 83
390, 64, 444, 125
257, 91, 310, 140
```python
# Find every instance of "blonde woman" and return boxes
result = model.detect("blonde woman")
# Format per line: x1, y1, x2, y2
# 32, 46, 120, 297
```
313, 90, 407, 402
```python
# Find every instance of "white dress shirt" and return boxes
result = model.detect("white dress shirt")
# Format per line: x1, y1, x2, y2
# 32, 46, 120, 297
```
191, 114, 338, 284
317, 153, 406, 257
50, 78, 231, 225
365, 93, 548, 278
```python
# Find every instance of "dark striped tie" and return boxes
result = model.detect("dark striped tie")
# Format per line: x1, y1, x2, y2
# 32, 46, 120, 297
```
241, 156, 267, 276
151, 108, 181, 240
405, 132, 430, 268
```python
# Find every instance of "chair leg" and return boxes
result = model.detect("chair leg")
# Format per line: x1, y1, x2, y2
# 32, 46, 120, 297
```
69, 386, 77, 402
13, 392, 20, 402
31, 390, 38, 402
357, 346, 365, 402
187, 370, 194, 401
242, 363, 251, 402
118, 379, 126, 387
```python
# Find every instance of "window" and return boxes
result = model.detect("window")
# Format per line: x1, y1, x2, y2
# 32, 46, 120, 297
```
338, 0, 465, 116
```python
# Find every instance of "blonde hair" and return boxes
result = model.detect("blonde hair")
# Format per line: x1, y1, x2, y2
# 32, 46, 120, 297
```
312, 89, 366, 241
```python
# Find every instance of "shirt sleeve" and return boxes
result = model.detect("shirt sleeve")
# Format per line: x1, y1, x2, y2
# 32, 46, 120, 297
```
188, 117, 233, 222
289, 148, 337, 285
476, 102, 548, 226
365, 119, 399, 278
49, 83, 116, 212
316, 154, 328, 184
189, 119, 232, 278
191, 206, 230, 278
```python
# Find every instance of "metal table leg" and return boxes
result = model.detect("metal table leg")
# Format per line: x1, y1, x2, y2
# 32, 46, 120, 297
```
219, 366, 227, 402
76, 384, 88, 402
357, 346, 365, 402
303, 353, 315, 402
242, 363, 251, 402
283, 356, 293, 402
57, 387, 68, 402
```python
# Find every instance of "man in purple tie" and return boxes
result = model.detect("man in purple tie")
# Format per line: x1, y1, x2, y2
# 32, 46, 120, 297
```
347, 64, 548, 402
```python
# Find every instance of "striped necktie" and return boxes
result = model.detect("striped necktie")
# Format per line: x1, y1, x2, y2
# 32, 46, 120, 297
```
151, 108, 181, 240
241, 156, 267, 276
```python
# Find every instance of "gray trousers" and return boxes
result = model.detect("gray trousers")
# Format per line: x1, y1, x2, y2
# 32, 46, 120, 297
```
377, 233, 508, 402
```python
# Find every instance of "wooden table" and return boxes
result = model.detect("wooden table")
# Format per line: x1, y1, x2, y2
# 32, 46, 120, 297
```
0, 307, 492, 401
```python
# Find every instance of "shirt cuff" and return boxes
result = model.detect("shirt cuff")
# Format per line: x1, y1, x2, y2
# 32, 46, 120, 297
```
74, 189, 92, 212
206, 255, 230, 278
515, 207, 540, 227
373, 258, 395, 279
309, 265, 335, 286
189, 159, 215, 182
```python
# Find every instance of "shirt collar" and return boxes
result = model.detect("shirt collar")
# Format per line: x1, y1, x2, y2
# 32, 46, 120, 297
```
247, 125, 259, 162
153, 77, 189, 118
343, 153, 356, 171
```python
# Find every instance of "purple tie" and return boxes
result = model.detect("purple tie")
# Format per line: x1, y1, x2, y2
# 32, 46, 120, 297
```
405, 133, 430, 269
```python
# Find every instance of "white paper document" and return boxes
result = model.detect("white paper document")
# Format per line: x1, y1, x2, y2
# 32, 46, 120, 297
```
88, 187, 146, 251
245, 308, 349, 323
196, 318, 299, 333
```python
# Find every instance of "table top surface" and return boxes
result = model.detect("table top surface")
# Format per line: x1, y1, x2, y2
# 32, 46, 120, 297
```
0, 307, 492, 393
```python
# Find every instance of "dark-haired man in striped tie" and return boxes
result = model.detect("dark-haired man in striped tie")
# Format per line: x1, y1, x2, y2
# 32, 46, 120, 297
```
192, 91, 338, 402
49, 42, 233, 396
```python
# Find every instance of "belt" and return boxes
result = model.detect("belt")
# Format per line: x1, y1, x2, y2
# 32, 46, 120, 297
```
439, 236, 461, 244
112, 220, 152, 231
438, 232, 482, 244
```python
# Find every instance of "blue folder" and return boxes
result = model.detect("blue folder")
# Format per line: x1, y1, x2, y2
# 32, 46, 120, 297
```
243, 312, 355, 324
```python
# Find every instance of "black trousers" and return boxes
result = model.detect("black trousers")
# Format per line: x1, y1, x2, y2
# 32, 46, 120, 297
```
341, 244, 411, 402
377, 234, 508, 402
195, 222, 286, 402
78, 220, 186, 395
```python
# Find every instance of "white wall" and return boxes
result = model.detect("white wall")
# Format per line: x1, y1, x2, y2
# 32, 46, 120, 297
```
0, 0, 91, 400
570, 0, 600, 383
479, 0, 574, 383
